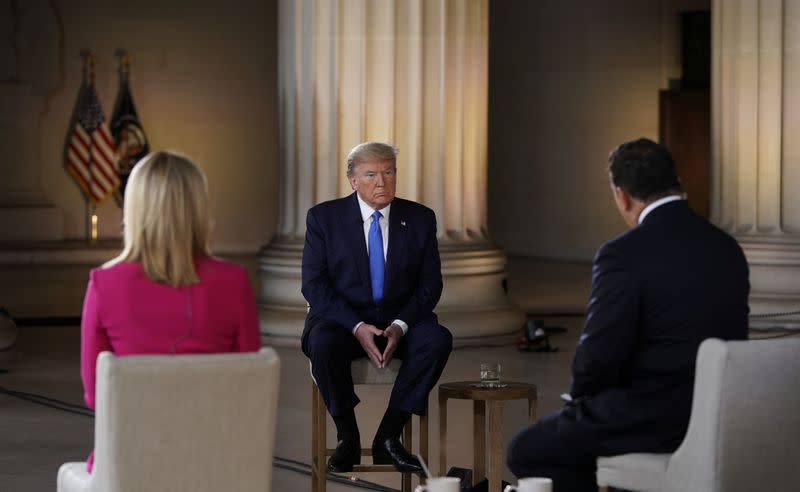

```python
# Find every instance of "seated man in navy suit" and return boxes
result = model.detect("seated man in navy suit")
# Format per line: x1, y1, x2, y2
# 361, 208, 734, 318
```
301, 141, 452, 474
506, 138, 750, 491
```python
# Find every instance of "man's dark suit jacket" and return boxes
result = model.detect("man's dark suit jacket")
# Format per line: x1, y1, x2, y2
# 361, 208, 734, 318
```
570, 199, 749, 453
300, 192, 442, 348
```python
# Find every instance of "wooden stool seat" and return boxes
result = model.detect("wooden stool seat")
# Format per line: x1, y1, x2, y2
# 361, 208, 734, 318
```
311, 358, 428, 492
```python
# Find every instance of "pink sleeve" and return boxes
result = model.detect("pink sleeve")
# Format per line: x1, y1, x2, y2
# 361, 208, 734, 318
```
235, 269, 261, 352
80, 271, 112, 410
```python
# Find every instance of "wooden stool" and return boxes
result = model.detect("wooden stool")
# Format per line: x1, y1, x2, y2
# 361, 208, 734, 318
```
311, 358, 428, 492
438, 381, 537, 492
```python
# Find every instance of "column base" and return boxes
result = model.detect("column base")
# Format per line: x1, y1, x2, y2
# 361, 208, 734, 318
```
0, 240, 121, 317
739, 237, 800, 330
257, 237, 305, 345
0, 206, 64, 241
257, 236, 525, 347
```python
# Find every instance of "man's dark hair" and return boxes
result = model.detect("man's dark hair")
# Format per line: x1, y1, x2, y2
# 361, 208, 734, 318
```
608, 138, 683, 201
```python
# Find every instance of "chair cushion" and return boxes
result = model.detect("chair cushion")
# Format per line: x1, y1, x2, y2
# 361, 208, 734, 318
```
596, 453, 671, 492
351, 358, 402, 385
57, 462, 91, 492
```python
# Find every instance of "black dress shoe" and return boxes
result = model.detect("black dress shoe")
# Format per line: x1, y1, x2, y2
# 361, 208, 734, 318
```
372, 437, 423, 473
327, 439, 361, 473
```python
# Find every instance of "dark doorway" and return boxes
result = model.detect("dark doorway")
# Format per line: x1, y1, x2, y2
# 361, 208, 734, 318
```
659, 10, 711, 218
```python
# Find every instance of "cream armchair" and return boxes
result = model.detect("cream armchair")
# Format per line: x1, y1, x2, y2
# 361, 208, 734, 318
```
58, 348, 280, 492
597, 337, 800, 492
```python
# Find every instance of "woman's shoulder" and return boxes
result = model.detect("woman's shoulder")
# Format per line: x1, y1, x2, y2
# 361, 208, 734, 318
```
196, 255, 248, 280
91, 260, 141, 280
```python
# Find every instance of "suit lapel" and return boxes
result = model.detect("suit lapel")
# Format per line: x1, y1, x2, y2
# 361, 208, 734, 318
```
385, 199, 406, 293
346, 193, 372, 294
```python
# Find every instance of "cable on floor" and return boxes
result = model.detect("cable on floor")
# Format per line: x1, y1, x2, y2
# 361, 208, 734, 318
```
0, 386, 404, 492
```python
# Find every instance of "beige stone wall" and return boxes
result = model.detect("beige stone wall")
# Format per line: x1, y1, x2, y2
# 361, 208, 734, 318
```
12, 0, 711, 260
37, 1, 279, 253
488, 0, 709, 261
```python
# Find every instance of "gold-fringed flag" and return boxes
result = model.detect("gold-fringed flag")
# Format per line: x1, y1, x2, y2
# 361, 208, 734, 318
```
65, 55, 120, 204
111, 50, 149, 204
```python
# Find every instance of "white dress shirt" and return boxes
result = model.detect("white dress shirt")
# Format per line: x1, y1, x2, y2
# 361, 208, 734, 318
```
358, 194, 390, 259
638, 195, 684, 224
353, 194, 408, 335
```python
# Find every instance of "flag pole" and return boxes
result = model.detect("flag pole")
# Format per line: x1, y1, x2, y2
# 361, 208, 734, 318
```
79, 50, 93, 244
114, 49, 129, 77
111, 49, 128, 208
82, 50, 100, 244
84, 196, 90, 243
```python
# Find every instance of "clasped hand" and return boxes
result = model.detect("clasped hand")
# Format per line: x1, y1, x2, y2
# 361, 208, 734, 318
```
355, 323, 402, 369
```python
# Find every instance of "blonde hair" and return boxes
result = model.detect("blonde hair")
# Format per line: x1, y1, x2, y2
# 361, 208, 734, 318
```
106, 150, 211, 287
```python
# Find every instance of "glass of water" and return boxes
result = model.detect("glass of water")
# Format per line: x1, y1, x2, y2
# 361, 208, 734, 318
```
480, 362, 502, 388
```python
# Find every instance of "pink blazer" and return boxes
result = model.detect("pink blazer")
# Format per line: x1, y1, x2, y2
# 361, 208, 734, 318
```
80, 256, 261, 471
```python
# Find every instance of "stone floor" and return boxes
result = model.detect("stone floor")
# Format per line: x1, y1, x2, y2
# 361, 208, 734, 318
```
0, 257, 592, 491
0, 317, 586, 492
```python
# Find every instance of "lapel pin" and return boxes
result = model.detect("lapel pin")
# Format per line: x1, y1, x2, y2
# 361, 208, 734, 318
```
401, 221, 406, 226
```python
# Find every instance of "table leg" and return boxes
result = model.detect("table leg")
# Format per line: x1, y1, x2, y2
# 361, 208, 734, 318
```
488, 401, 504, 492
473, 400, 486, 484
528, 397, 537, 422
439, 392, 447, 477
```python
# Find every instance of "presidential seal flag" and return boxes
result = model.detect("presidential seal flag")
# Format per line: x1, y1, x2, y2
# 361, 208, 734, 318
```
111, 51, 149, 203
64, 57, 120, 205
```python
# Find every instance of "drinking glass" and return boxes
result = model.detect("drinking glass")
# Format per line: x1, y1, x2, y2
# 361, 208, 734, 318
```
480, 362, 501, 388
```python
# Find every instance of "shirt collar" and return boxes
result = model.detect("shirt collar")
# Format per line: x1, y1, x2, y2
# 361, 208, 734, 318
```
356, 193, 391, 223
638, 195, 684, 224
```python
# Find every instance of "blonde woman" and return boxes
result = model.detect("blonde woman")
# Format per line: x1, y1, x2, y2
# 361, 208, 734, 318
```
79, 151, 260, 472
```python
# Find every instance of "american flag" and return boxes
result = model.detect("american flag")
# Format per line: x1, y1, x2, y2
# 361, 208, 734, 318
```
65, 84, 120, 204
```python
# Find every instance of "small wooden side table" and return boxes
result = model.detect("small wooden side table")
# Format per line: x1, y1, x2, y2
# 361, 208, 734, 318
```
438, 381, 537, 492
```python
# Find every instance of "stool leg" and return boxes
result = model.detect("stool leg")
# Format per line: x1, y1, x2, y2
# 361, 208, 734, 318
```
488, 401, 504, 492
312, 385, 326, 492
402, 420, 412, 492
311, 384, 319, 492
473, 400, 486, 484
439, 393, 447, 477
420, 403, 428, 484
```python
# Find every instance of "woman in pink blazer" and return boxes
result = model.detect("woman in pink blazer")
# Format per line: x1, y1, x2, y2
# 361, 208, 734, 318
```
80, 151, 261, 472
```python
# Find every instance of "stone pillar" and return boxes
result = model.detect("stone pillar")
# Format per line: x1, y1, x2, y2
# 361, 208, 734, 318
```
712, 0, 800, 326
259, 0, 524, 344
0, 0, 63, 241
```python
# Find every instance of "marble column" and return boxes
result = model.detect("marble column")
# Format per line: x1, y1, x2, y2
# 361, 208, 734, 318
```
259, 0, 524, 344
712, 0, 800, 327
0, 0, 63, 241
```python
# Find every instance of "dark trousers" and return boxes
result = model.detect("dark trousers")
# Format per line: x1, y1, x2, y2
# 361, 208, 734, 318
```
507, 384, 690, 492
303, 314, 452, 417
507, 407, 599, 492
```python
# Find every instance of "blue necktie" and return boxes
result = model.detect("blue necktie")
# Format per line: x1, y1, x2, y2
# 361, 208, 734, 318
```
369, 210, 384, 304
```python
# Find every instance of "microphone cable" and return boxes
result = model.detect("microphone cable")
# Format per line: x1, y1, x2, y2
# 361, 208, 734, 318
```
0, 386, 94, 418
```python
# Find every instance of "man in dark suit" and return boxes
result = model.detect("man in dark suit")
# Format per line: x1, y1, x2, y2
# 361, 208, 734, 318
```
506, 138, 750, 491
301, 141, 452, 474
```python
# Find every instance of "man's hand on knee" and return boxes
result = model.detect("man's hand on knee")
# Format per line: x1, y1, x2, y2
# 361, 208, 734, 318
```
355, 324, 384, 368
381, 324, 403, 368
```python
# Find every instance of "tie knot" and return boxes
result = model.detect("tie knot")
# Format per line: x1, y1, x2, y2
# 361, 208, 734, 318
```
372, 210, 382, 223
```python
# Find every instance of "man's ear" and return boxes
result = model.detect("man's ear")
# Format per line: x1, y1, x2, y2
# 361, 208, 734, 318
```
348, 175, 357, 191
615, 187, 634, 212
